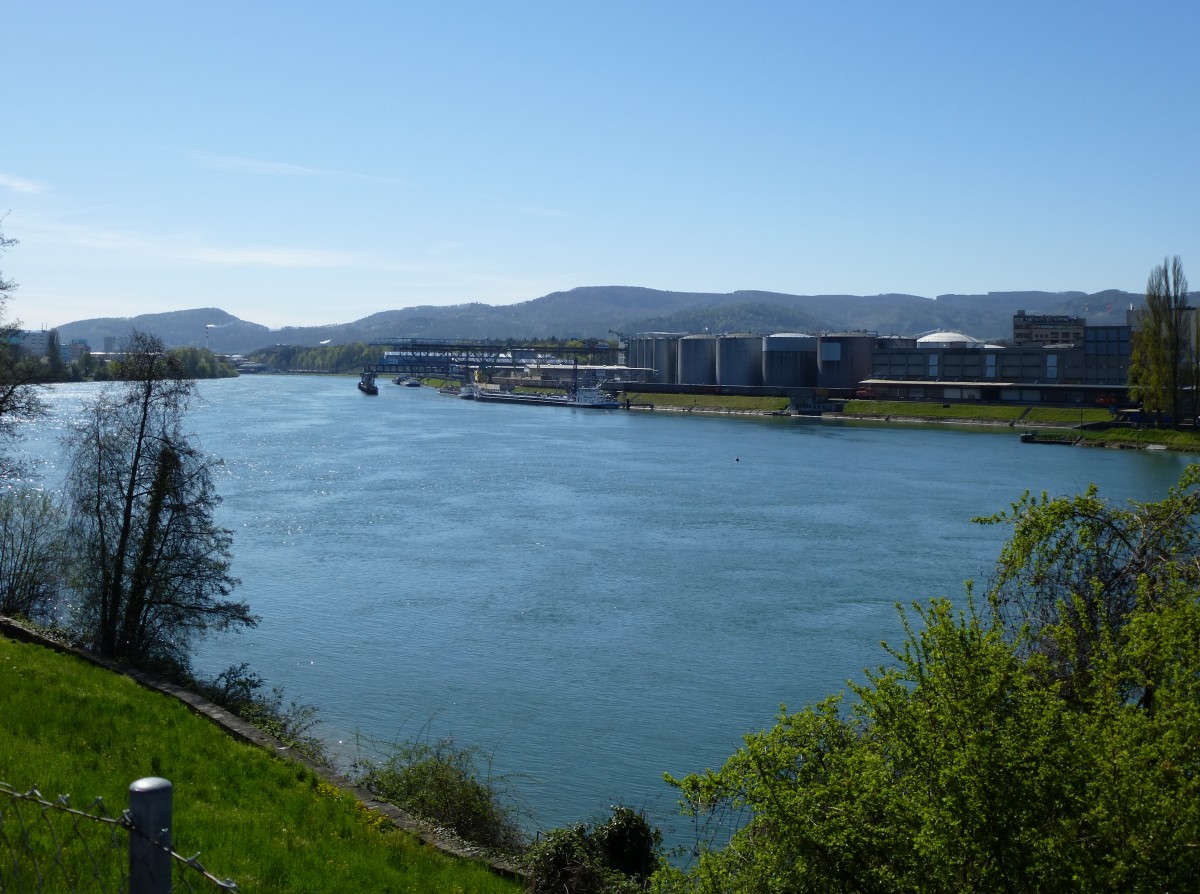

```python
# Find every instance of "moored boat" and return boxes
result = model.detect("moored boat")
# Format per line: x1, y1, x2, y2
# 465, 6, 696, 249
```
1020, 430, 1079, 445
473, 385, 619, 409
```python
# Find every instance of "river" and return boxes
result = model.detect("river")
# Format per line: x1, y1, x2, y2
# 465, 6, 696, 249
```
18, 375, 1196, 840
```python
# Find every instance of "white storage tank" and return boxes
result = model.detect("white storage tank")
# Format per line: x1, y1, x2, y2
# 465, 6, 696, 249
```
716, 335, 764, 387
677, 334, 717, 385
762, 333, 818, 387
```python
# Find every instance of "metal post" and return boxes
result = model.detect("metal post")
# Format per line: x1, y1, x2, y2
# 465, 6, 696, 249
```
129, 777, 172, 894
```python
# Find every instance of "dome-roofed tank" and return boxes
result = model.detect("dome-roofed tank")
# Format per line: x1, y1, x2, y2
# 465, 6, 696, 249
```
916, 331, 983, 349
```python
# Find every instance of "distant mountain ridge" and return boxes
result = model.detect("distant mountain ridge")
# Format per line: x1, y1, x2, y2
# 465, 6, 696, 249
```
53, 286, 1143, 354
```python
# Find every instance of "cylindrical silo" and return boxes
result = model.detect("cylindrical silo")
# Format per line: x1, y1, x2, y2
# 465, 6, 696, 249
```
651, 337, 678, 385
762, 333, 818, 387
816, 333, 876, 389
716, 335, 764, 387
677, 334, 717, 385
626, 335, 651, 374
628, 334, 680, 384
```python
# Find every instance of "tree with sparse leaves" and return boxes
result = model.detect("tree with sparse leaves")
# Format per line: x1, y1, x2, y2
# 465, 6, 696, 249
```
0, 220, 46, 445
0, 221, 17, 308
0, 488, 64, 621
62, 330, 255, 668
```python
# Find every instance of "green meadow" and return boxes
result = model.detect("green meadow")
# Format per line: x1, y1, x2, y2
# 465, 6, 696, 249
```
620, 392, 791, 412
0, 634, 521, 894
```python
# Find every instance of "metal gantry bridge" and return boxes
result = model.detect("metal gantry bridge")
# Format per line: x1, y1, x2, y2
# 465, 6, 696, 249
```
363, 338, 620, 379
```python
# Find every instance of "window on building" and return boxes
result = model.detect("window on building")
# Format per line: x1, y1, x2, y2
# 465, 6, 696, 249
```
928, 354, 939, 378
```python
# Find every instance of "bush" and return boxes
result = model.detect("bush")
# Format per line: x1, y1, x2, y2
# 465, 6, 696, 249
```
354, 735, 527, 853
526, 806, 662, 893
595, 807, 661, 882
660, 467, 1200, 892
193, 662, 329, 765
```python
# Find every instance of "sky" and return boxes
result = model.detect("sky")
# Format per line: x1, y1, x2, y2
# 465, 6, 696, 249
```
4, 2, 1199, 330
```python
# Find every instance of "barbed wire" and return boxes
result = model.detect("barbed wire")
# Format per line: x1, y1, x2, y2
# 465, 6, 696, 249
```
0, 781, 238, 892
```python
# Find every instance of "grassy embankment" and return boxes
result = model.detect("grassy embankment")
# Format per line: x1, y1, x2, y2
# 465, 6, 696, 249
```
842, 399, 1200, 451
841, 399, 1119, 424
620, 392, 791, 413
424, 385, 1200, 450
0, 634, 521, 894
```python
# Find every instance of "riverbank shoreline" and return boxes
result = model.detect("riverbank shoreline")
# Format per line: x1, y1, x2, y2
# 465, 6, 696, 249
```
622, 396, 1199, 452
829, 411, 1200, 452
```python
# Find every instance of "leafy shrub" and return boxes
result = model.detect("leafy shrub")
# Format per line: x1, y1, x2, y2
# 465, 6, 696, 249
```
660, 467, 1200, 893
527, 824, 613, 893
193, 662, 329, 765
594, 807, 661, 882
354, 735, 526, 853
526, 806, 662, 893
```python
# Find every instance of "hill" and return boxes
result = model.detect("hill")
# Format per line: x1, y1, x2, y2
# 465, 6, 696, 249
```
53, 286, 1143, 353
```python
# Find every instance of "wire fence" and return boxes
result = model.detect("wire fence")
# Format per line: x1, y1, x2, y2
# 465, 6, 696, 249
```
0, 779, 237, 893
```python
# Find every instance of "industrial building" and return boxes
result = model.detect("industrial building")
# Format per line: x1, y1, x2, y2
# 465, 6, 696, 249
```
860, 317, 1132, 406
618, 311, 1134, 407
1012, 311, 1086, 347
366, 311, 1136, 409
12, 329, 50, 357
621, 330, 874, 395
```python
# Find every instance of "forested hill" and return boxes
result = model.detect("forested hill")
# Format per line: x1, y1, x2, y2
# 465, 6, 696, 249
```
54, 286, 1143, 353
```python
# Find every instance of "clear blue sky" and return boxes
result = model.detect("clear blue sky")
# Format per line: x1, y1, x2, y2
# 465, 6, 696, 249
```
5, 1, 1198, 330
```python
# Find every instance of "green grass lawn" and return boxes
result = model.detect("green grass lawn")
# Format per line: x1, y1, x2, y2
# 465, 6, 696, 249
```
841, 399, 1200, 452
842, 400, 1025, 421
843, 400, 1119, 425
620, 392, 791, 412
1022, 406, 1114, 424
1077, 427, 1200, 451
0, 635, 521, 894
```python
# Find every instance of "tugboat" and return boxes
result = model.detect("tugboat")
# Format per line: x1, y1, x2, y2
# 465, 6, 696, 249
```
358, 371, 379, 395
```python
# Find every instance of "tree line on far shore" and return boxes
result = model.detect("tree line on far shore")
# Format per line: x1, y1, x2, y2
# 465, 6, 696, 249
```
19, 330, 238, 384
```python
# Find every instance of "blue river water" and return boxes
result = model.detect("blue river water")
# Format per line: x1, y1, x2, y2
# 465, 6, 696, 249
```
19, 375, 1197, 840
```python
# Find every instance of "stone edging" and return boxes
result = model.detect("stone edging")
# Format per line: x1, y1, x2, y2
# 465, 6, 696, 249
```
0, 615, 527, 881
